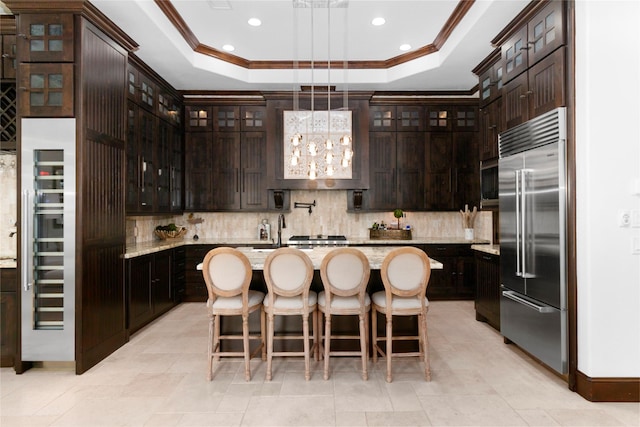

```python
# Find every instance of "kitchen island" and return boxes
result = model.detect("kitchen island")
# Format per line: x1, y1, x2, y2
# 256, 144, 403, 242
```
124, 236, 486, 303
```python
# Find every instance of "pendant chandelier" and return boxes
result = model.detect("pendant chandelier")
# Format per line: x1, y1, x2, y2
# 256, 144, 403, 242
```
285, 0, 353, 181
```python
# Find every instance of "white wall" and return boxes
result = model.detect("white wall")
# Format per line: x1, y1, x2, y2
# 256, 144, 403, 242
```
0, 153, 18, 259
575, 1, 640, 377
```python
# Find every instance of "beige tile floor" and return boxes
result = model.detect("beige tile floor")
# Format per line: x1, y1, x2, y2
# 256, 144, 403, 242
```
1, 301, 638, 426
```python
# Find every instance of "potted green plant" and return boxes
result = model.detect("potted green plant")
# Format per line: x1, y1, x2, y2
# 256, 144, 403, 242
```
393, 208, 403, 229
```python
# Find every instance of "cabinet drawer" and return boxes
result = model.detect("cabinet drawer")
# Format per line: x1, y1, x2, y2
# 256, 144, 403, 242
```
424, 244, 464, 257
0, 268, 17, 292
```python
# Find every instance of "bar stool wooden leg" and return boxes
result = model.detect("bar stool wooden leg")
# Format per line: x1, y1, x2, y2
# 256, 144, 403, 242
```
421, 313, 431, 381
303, 313, 311, 381
385, 312, 393, 383
261, 308, 267, 361
323, 313, 331, 380
314, 309, 320, 362
359, 312, 368, 380
242, 313, 251, 381
207, 314, 214, 381
266, 313, 274, 381
372, 307, 378, 363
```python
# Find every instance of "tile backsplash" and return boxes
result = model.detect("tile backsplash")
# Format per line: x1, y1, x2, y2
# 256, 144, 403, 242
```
127, 190, 492, 245
0, 153, 18, 259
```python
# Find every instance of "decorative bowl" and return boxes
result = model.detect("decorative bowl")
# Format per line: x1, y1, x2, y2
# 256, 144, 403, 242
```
154, 227, 187, 240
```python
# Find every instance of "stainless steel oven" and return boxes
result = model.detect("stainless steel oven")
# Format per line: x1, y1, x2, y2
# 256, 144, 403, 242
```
480, 158, 499, 208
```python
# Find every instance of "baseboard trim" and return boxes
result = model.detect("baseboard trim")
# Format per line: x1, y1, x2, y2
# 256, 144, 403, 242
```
576, 370, 640, 402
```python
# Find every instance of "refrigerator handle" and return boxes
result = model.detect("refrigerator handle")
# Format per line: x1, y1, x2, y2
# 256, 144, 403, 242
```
520, 169, 527, 278
502, 290, 556, 313
21, 190, 33, 292
515, 170, 522, 277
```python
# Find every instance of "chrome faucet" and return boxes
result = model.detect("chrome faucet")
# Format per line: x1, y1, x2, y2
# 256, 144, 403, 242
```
276, 214, 286, 247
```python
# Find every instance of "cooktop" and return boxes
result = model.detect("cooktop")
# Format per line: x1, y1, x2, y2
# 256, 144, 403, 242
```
288, 235, 347, 241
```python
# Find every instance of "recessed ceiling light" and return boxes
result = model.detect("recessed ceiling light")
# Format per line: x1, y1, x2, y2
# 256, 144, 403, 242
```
399, 44, 411, 52
248, 18, 261, 27
371, 17, 385, 26
222, 44, 235, 52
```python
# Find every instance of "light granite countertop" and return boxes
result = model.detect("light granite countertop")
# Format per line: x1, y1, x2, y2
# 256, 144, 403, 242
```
124, 236, 491, 259
471, 244, 500, 256
197, 246, 444, 271
0, 258, 17, 269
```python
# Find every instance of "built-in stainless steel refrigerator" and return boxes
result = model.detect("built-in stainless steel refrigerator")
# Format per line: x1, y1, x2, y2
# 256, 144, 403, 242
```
498, 107, 567, 374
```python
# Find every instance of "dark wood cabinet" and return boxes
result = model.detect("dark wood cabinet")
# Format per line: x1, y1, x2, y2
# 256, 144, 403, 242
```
526, 1, 565, 73
184, 245, 217, 302
185, 105, 213, 132
453, 131, 480, 210
169, 124, 183, 212
152, 250, 173, 316
369, 105, 396, 132
501, 1, 565, 85
128, 255, 153, 332
239, 131, 269, 210
184, 105, 270, 211
475, 251, 500, 330
504, 46, 565, 129
126, 101, 155, 213
127, 63, 155, 111
125, 61, 183, 215
156, 120, 173, 211
423, 245, 475, 300
425, 132, 452, 211
476, 49, 503, 108
1, 34, 17, 79
127, 250, 175, 333
211, 131, 241, 209
366, 105, 427, 211
15, 14, 75, 117
496, 0, 566, 129
184, 131, 214, 210
18, 62, 74, 116
357, 102, 479, 212
479, 97, 502, 161
172, 246, 186, 303
367, 131, 396, 210
426, 105, 477, 132
125, 58, 184, 215
17, 13, 74, 63
425, 130, 479, 211
367, 128, 425, 211
1, 268, 17, 368
396, 131, 426, 210
474, 49, 503, 162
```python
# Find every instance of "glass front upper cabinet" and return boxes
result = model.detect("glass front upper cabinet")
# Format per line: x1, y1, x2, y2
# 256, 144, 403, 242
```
18, 14, 74, 62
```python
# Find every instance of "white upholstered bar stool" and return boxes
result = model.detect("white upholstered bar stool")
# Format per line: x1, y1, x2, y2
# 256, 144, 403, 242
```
371, 246, 432, 383
318, 247, 371, 380
263, 247, 318, 381
202, 247, 266, 382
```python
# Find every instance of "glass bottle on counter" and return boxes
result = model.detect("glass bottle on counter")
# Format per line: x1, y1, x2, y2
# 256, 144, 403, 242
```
258, 218, 271, 241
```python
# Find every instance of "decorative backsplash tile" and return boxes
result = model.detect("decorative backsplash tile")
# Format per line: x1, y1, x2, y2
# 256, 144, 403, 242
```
128, 190, 493, 245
